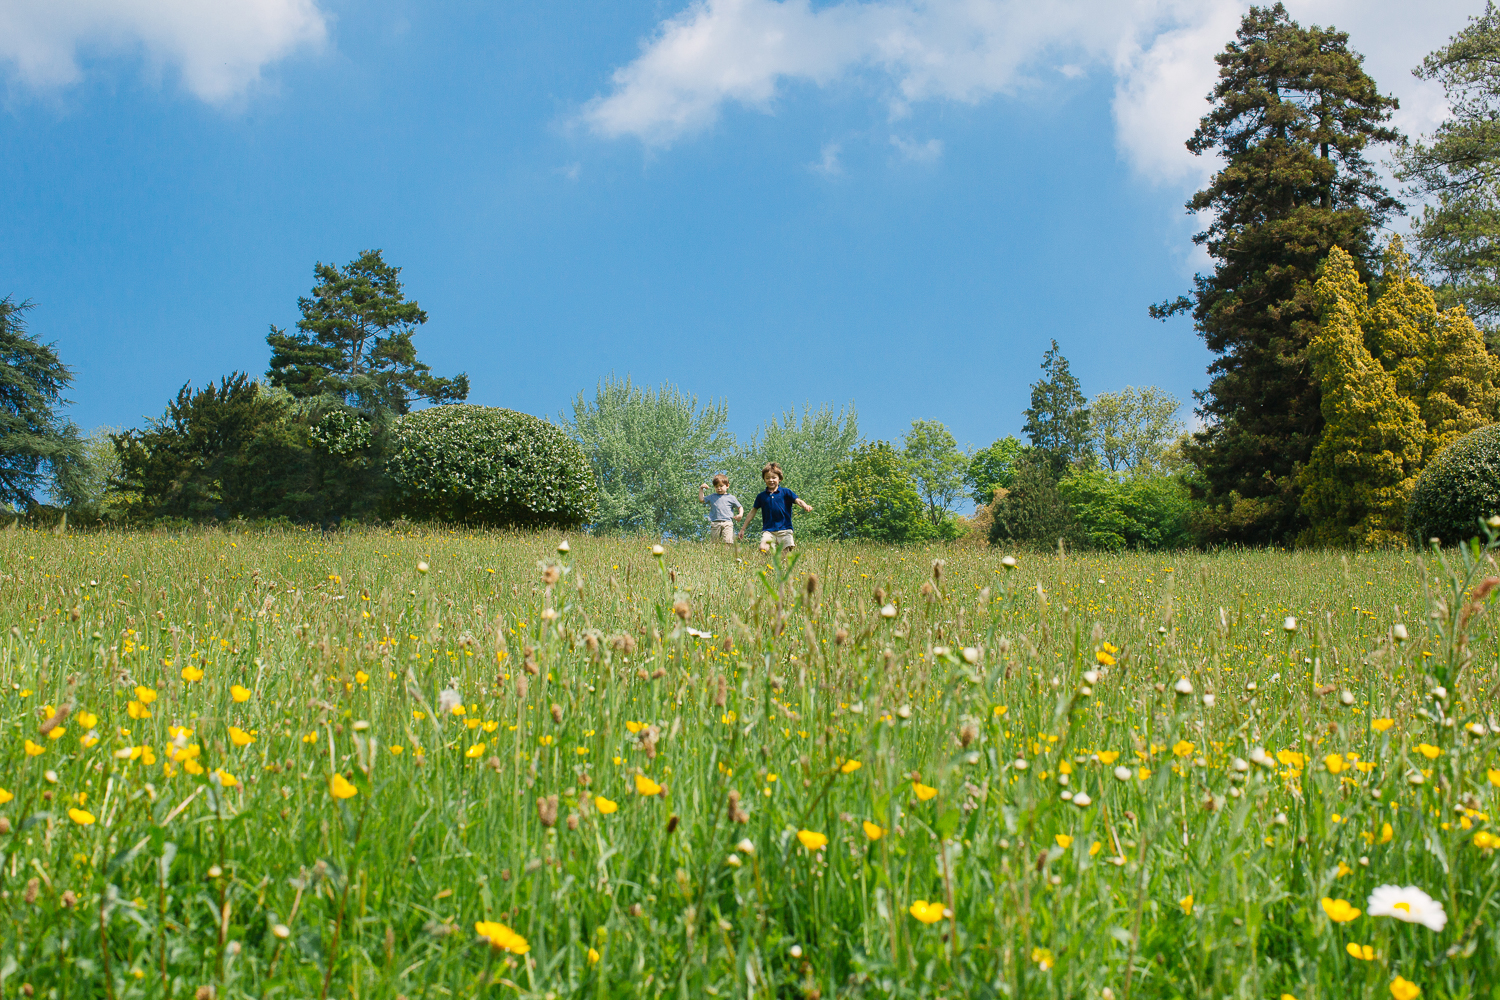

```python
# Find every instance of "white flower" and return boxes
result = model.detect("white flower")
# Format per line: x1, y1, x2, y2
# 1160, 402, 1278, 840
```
1201, 694, 1216, 708
651, 544, 665, 557
1367, 885, 1447, 931
1071, 792, 1092, 807
1001, 555, 1017, 569
1173, 677, 1193, 695
438, 688, 463, 714
417, 561, 429, 574
726, 853, 742, 867
1114, 766, 1132, 781
880, 603, 897, 618
1283, 616, 1298, 632
557, 539, 571, 553
1083, 670, 1099, 685
1391, 623, 1408, 642
1340, 690, 1355, 705
735, 838, 755, 855
962, 647, 980, 665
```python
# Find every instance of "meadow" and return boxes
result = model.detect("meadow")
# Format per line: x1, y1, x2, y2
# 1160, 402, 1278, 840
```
0, 525, 1496, 1000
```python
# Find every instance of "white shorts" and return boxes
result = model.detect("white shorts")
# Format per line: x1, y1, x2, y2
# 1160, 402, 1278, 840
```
760, 530, 795, 551
709, 520, 736, 544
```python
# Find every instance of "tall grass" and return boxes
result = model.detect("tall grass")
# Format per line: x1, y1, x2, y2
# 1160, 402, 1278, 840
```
0, 524, 1495, 999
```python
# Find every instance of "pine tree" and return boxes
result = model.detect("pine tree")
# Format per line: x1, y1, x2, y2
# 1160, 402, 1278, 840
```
0, 297, 83, 510
1153, 4, 1402, 543
1021, 340, 1091, 478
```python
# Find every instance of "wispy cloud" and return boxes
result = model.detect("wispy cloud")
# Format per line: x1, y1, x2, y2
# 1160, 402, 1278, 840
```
0, 0, 329, 103
890, 134, 941, 163
810, 141, 842, 175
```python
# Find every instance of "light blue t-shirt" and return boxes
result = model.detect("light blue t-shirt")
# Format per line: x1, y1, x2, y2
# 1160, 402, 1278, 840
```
703, 492, 743, 522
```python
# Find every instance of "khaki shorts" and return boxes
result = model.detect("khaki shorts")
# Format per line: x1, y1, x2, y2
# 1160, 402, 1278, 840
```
709, 520, 736, 544
760, 530, 795, 551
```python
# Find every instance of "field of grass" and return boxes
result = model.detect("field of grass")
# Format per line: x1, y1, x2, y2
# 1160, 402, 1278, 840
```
0, 525, 1496, 1000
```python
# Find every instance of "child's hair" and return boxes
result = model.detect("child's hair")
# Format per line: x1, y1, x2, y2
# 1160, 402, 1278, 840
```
712, 474, 729, 488
761, 462, 783, 482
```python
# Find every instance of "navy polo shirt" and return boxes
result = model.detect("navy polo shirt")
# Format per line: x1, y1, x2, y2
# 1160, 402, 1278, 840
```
753, 487, 798, 532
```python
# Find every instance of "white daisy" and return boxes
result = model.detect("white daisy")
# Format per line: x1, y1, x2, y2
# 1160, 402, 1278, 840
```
1367, 885, 1447, 931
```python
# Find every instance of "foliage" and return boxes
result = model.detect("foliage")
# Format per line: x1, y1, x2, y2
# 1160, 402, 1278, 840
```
1090, 386, 1183, 475
113, 375, 387, 524
59, 427, 132, 523
0, 296, 84, 510
988, 450, 1075, 547
1153, 3, 1402, 544
564, 375, 731, 537
902, 419, 967, 528
1407, 422, 1500, 545
1396, 5, 1500, 329
1021, 340, 1092, 477
825, 441, 931, 542
725, 403, 858, 538
965, 435, 1022, 505
1057, 470, 1196, 551
266, 250, 469, 415
0, 526, 1492, 998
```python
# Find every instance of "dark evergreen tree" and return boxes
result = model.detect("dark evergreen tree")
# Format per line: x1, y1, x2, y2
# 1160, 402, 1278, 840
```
1152, 3, 1402, 544
267, 250, 468, 414
0, 297, 83, 510
1021, 340, 1092, 478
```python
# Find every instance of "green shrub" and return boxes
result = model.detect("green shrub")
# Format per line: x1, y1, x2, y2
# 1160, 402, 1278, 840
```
1057, 470, 1196, 551
1407, 422, 1500, 545
385, 405, 596, 527
825, 441, 932, 543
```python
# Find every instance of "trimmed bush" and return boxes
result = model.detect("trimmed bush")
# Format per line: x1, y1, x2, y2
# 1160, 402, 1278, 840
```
385, 405, 597, 527
1407, 423, 1500, 545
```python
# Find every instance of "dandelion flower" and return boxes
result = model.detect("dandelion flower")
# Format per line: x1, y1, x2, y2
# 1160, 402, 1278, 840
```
465, 743, 486, 759
24, 740, 43, 756
181, 665, 204, 683
634, 774, 663, 796
862, 821, 885, 840
475, 921, 529, 954
68, 807, 95, 825
230, 685, 251, 703
840, 760, 862, 774
134, 687, 157, 704
1320, 897, 1361, 922
329, 773, 358, 800
1373, 718, 1394, 732
1098, 751, 1120, 764
1096, 650, 1115, 666
797, 830, 828, 852
912, 781, 937, 801
1390, 977, 1421, 1000
228, 727, 254, 747
909, 900, 945, 924
1055, 834, 1073, 849
1414, 744, 1441, 760
1367, 885, 1447, 931
1346, 943, 1376, 961
1325, 754, 1348, 774
595, 796, 618, 814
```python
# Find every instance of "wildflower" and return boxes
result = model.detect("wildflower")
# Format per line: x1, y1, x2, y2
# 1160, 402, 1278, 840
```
181, 665, 204, 683
389, 746, 403, 755
595, 796, 618, 814
1379, 823, 1393, 844
228, 727, 255, 747
67, 808, 95, 825
329, 774, 358, 800
1346, 943, 1375, 961
1390, 978, 1421, 1000
354, 671, 369, 686
912, 781, 937, 801
994, 705, 1008, 717
183, 759, 205, 775
76, 711, 98, 728
465, 743, 486, 759
863, 821, 885, 840
1488, 768, 1500, 787
1055, 834, 1073, 849
909, 900, 945, 924
475, 920, 529, 954
1373, 718, 1394, 733
1137, 767, 1152, 780
438, 689, 462, 715
1173, 677, 1193, 695
230, 685, 251, 703
482, 720, 499, 733
1321, 897, 1361, 922
302, 732, 318, 744
1276, 749, 1306, 770
880, 603, 897, 618
797, 830, 828, 852
587, 946, 599, 964
1475, 831, 1497, 849
134, 687, 157, 704
1325, 754, 1348, 775
1414, 744, 1441, 760
1099, 751, 1120, 764
0, 788, 11, 804
840, 760, 862, 774
1338, 862, 1353, 877
1114, 766, 1133, 781
1367, 886, 1447, 931
634, 774, 663, 796
626, 721, 645, 734
80, 732, 99, 748
1030, 947, 1054, 970
213, 769, 238, 788
1179, 894, 1193, 915
24, 740, 43, 756
1096, 650, 1115, 666
1173, 740, 1195, 758
1089, 841, 1102, 856
1283, 616, 1298, 632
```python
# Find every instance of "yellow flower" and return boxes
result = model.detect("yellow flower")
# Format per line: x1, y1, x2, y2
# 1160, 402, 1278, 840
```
1321, 897, 1361, 922
465, 743, 487, 759
595, 796, 619, 814
47, 727, 66, 741
1138, 767, 1152, 780
1089, 841, 1102, 856
575, 747, 589, 756
634, 774, 663, 796
1475, 831, 1497, 849
389, 746, 404, 755
1346, 943, 1375, 961
330, 773, 358, 799
993, 705, 1008, 717
465, 718, 480, 730
482, 720, 499, 733
181, 665, 204, 683
1030, 947, 1054, 971
230, 685, 251, 703
24, 739, 43, 756
0, 788, 11, 804
1277, 749, 1306, 770
475, 920, 529, 954
538, 735, 553, 746
228, 726, 255, 747
913, 781, 937, 801
1325, 754, 1348, 774
68, 807, 96, 825
141, 746, 156, 765
302, 732, 318, 744
1379, 823, 1394, 844
76, 711, 98, 728
450, 704, 466, 716
626, 721, 644, 734
80, 732, 99, 748
863, 821, 885, 840
1098, 751, 1120, 764
587, 947, 600, 965
797, 830, 828, 852
1173, 740, 1195, 758
1390, 977, 1421, 1000
127, 701, 150, 720
1489, 768, 1500, 787
1180, 894, 1194, 915
1373, 718, 1394, 732
840, 759, 862, 774
1095, 650, 1115, 666
1414, 744, 1441, 760
1055, 834, 1074, 849
354, 671, 369, 685
909, 900, 945, 924
1338, 862, 1353, 877
134, 686, 157, 704
213, 769, 238, 788
183, 759, 204, 776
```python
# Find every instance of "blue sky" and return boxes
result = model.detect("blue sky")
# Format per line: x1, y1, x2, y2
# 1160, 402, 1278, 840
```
0, 0, 1476, 454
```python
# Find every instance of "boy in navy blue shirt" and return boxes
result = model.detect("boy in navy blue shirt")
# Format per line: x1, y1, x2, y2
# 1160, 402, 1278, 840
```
739, 461, 813, 552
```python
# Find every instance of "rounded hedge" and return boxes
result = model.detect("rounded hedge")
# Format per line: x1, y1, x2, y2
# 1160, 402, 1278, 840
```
1407, 423, 1500, 546
385, 405, 597, 527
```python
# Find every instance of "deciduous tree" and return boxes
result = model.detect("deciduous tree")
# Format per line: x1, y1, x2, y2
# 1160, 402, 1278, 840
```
965, 435, 1022, 505
902, 419, 967, 528
826, 442, 929, 543
1090, 386, 1183, 475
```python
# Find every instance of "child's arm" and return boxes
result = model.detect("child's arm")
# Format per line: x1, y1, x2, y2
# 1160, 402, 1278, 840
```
699, 483, 710, 502
795, 498, 813, 512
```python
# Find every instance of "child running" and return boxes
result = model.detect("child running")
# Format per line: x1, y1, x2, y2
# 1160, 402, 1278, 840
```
699, 474, 744, 544
739, 462, 813, 552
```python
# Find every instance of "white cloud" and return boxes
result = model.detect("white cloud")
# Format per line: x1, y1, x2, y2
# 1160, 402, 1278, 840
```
0, 0, 329, 103
890, 134, 942, 162
810, 140, 843, 174
584, 0, 1477, 181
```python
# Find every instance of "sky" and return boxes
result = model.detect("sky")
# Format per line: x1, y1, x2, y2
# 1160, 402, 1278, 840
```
0, 0, 1480, 456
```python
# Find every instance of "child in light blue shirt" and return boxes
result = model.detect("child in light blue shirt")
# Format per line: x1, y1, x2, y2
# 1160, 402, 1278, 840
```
699, 474, 744, 544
